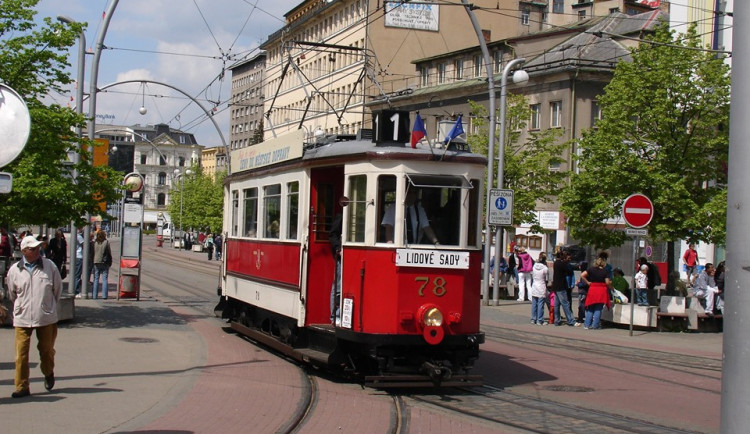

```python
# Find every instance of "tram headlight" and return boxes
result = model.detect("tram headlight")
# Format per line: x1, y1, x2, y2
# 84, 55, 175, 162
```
423, 307, 444, 327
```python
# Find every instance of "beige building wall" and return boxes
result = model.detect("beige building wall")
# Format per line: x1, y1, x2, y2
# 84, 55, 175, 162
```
202, 147, 218, 179
261, 0, 531, 139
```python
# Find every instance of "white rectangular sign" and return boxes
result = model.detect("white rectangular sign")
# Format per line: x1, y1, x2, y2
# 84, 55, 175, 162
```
341, 297, 353, 329
230, 129, 304, 173
488, 189, 514, 226
395, 249, 469, 269
384, 2, 439, 31
626, 228, 648, 236
123, 203, 143, 224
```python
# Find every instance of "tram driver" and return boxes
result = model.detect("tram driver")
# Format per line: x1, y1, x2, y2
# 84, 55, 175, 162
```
381, 187, 439, 246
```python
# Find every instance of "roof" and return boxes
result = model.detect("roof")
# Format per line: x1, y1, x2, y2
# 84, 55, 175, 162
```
524, 11, 669, 72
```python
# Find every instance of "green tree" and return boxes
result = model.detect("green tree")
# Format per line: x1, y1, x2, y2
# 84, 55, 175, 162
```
468, 96, 567, 233
559, 23, 730, 283
168, 167, 224, 234
0, 0, 122, 228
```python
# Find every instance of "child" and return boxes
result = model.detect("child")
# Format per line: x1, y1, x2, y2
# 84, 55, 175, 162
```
612, 268, 629, 303
635, 264, 649, 306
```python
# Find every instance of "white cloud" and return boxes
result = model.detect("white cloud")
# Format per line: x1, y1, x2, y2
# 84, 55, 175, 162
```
37, 0, 291, 145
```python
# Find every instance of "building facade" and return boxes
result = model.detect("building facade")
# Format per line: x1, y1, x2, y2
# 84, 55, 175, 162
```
95, 123, 202, 227
260, 0, 541, 140
228, 51, 266, 152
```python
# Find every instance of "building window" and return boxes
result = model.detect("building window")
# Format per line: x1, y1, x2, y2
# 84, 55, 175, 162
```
438, 63, 447, 84
553, 0, 564, 14
530, 104, 541, 130
179, 156, 185, 167
494, 51, 503, 74
420, 67, 429, 86
140, 154, 147, 165
610, 7, 620, 13
521, 9, 530, 26
578, 10, 586, 20
550, 101, 562, 128
529, 235, 542, 250
473, 55, 483, 77
454, 59, 464, 80
158, 172, 166, 185
179, 135, 186, 144
157, 193, 166, 206
592, 102, 603, 126
159, 155, 166, 166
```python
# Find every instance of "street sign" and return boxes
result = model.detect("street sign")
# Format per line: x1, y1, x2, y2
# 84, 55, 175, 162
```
488, 189, 513, 226
622, 193, 653, 228
625, 228, 648, 236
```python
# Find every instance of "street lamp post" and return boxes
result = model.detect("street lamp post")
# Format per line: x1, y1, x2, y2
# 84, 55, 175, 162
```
56, 15, 86, 295
492, 59, 528, 305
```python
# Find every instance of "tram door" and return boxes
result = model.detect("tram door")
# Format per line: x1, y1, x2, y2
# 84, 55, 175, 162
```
306, 166, 344, 324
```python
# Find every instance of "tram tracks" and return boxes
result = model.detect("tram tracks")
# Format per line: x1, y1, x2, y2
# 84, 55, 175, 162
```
404, 385, 701, 433
483, 323, 722, 375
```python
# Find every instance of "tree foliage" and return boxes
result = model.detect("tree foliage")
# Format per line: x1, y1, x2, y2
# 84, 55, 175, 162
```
559, 22, 730, 249
0, 0, 123, 228
167, 166, 224, 234
468, 95, 567, 232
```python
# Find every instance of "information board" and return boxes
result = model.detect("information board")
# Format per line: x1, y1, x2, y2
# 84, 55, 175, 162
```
488, 189, 514, 226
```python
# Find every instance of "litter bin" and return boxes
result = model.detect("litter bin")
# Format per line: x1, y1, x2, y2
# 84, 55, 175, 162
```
118, 258, 140, 300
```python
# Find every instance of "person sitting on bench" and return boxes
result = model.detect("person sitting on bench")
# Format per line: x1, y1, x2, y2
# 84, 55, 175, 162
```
692, 263, 719, 315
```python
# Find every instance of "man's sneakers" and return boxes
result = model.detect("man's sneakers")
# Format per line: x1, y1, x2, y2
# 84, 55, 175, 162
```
11, 389, 30, 398
44, 374, 55, 391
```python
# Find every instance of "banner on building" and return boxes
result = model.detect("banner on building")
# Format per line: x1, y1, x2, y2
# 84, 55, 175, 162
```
634, 0, 660, 7
384, 2, 439, 32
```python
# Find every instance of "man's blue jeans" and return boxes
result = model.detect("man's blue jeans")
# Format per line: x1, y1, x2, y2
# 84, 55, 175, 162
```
74, 258, 83, 294
531, 296, 545, 323
554, 290, 577, 325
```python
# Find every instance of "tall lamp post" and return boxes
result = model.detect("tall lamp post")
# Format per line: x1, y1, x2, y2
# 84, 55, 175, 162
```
56, 15, 86, 295
492, 59, 528, 305
174, 169, 192, 250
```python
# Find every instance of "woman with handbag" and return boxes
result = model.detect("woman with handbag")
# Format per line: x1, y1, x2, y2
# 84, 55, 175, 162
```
92, 230, 113, 299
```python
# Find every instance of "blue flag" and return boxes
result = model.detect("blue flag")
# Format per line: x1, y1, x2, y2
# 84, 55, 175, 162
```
444, 115, 464, 144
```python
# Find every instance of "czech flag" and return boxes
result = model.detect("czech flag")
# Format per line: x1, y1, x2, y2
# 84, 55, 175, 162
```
444, 115, 464, 144
411, 113, 427, 148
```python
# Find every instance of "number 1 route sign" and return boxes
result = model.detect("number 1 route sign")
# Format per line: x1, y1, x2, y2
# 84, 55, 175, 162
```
488, 189, 513, 226
622, 193, 654, 228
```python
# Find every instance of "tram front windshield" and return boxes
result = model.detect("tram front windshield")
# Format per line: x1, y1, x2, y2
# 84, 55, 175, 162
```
377, 174, 475, 247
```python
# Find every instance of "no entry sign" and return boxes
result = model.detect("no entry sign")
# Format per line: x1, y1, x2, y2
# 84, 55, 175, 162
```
622, 194, 654, 228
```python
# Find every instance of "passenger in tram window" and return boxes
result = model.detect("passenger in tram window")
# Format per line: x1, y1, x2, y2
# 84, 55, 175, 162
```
266, 220, 279, 238
381, 188, 439, 245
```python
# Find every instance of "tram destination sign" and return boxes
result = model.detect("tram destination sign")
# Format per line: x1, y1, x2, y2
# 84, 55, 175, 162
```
395, 249, 469, 269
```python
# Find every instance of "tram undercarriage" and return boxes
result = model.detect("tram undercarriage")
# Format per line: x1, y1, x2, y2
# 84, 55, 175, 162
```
217, 296, 483, 388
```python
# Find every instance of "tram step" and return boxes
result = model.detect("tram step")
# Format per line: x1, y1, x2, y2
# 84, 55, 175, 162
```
297, 348, 332, 365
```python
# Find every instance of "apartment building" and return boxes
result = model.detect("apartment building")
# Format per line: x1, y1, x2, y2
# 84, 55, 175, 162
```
260, 0, 534, 140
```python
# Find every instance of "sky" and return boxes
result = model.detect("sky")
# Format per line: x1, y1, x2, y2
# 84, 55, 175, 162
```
36, 0, 297, 148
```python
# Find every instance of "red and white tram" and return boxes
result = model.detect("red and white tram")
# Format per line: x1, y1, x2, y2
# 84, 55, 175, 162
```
216, 116, 486, 386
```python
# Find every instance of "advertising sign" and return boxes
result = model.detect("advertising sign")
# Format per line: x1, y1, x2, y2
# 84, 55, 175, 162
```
384, 2, 439, 31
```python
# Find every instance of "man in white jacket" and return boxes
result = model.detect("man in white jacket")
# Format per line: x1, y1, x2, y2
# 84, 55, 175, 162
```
6, 235, 62, 398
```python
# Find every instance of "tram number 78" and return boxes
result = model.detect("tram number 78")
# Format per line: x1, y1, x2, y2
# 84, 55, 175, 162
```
415, 276, 447, 297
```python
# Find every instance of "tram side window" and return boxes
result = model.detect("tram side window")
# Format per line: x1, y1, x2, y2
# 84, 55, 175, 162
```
244, 188, 258, 237
287, 181, 299, 240
376, 175, 397, 243
264, 184, 281, 239
231, 190, 239, 237
347, 175, 367, 242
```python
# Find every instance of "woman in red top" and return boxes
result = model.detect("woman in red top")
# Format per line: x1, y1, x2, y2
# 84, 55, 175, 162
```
579, 257, 612, 329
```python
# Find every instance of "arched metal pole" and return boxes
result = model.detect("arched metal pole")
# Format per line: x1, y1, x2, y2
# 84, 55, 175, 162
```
96, 79, 230, 174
